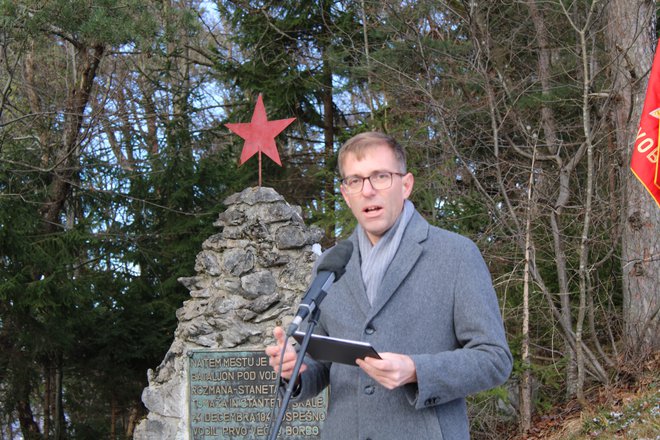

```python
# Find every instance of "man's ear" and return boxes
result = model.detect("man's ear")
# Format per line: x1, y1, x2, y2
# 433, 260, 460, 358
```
402, 172, 414, 198
340, 185, 352, 208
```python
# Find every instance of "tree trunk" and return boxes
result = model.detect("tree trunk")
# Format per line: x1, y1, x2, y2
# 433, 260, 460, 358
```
111, 396, 118, 439
40, 43, 105, 234
125, 401, 144, 438
54, 356, 65, 440
605, 0, 660, 363
321, 1, 335, 246
17, 400, 41, 440
43, 362, 52, 438
17, 373, 41, 440
520, 146, 537, 433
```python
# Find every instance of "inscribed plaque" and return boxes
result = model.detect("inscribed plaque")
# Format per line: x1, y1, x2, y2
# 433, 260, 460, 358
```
188, 350, 327, 439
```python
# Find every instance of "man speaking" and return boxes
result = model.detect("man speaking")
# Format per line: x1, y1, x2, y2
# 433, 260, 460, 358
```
266, 132, 512, 439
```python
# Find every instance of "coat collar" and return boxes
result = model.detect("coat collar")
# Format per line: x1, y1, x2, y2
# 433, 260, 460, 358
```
343, 209, 429, 319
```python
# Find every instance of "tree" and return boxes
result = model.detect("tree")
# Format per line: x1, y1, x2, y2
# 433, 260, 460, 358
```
334, 0, 654, 417
0, 1, 156, 436
605, 0, 660, 365
212, 0, 367, 243
0, 0, 248, 437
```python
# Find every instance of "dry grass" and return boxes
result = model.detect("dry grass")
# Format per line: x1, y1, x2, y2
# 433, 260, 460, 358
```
509, 355, 660, 440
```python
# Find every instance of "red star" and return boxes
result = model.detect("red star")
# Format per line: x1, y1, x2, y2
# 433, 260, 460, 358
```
225, 94, 296, 166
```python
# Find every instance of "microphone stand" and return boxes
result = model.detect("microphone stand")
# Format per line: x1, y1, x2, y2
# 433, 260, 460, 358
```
267, 307, 321, 440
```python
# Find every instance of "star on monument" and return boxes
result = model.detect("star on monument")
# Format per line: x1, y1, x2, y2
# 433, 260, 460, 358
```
225, 94, 296, 187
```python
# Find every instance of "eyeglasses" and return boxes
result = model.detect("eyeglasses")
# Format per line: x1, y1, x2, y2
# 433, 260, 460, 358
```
341, 171, 405, 194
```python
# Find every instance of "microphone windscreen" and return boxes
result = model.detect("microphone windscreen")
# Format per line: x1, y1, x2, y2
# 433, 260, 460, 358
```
317, 240, 353, 280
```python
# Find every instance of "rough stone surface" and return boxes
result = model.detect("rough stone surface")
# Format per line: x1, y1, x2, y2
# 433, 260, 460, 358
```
134, 187, 322, 440
193, 251, 222, 276
222, 247, 255, 276
257, 245, 290, 267
222, 186, 284, 206
132, 417, 178, 440
200, 233, 225, 251
274, 224, 308, 249
240, 270, 277, 298
177, 276, 210, 291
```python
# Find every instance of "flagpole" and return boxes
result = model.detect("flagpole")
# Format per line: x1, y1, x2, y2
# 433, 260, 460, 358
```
656, 116, 660, 191
259, 150, 262, 187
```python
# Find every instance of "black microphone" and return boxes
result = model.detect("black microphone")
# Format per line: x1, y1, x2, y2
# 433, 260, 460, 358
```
286, 240, 353, 337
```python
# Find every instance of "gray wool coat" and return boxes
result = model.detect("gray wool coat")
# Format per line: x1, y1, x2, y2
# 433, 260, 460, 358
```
294, 210, 512, 440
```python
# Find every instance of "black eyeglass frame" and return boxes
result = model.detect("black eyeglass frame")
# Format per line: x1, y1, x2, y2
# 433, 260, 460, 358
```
340, 171, 406, 194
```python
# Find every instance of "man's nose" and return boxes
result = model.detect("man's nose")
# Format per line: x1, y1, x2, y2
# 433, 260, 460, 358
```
361, 177, 377, 196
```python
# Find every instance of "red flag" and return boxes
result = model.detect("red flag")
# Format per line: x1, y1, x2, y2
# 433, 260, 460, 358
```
633, 40, 660, 208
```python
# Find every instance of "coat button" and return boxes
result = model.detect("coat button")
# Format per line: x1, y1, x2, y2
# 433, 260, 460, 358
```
365, 326, 375, 335
364, 385, 375, 395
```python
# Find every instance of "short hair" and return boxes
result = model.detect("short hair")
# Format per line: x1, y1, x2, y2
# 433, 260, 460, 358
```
337, 131, 407, 177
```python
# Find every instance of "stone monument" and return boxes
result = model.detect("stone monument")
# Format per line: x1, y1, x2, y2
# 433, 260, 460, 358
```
133, 187, 324, 440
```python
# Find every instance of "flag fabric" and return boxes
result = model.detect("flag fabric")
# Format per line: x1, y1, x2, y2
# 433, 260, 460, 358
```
632, 40, 660, 208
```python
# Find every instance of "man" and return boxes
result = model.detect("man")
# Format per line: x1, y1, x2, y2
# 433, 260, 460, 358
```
266, 132, 512, 439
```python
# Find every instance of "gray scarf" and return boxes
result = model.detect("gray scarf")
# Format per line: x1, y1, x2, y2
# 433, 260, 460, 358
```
357, 200, 414, 305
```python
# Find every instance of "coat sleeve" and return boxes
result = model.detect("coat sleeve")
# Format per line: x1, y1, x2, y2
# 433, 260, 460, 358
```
290, 355, 330, 401
286, 249, 333, 401
406, 241, 512, 409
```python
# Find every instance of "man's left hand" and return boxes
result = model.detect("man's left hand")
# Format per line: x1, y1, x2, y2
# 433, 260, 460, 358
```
356, 353, 417, 389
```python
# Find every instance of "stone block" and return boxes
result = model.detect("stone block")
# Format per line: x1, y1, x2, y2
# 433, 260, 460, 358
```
274, 224, 307, 249
133, 415, 178, 440
224, 186, 284, 206
240, 270, 277, 299
222, 247, 255, 276
201, 233, 225, 251
216, 207, 245, 226
177, 275, 211, 291
141, 376, 185, 417
194, 250, 222, 276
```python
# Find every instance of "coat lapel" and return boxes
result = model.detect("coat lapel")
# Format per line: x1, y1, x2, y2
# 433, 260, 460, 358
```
367, 211, 429, 319
341, 234, 371, 317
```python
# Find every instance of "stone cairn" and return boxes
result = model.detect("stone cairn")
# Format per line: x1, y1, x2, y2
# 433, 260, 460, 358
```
134, 187, 324, 440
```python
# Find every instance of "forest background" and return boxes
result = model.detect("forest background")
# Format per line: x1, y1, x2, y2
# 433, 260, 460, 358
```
1, 0, 658, 439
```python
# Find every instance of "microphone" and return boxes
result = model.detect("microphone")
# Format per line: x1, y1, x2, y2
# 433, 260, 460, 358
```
286, 240, 353, 337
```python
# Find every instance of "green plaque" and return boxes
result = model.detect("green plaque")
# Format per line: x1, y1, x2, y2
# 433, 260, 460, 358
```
188, 350, 327, 439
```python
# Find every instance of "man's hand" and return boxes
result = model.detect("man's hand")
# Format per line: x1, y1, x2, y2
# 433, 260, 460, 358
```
356, 353, 417, 389
265, 326, 307, 380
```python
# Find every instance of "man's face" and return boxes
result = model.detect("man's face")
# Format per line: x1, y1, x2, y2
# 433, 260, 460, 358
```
340, 144, 414, 245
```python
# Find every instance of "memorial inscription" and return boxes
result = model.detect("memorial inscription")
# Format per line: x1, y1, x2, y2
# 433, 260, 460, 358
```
189, 350, 327, 439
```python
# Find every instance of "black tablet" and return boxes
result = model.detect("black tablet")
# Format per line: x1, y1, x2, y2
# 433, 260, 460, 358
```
292, 332, 381, 366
